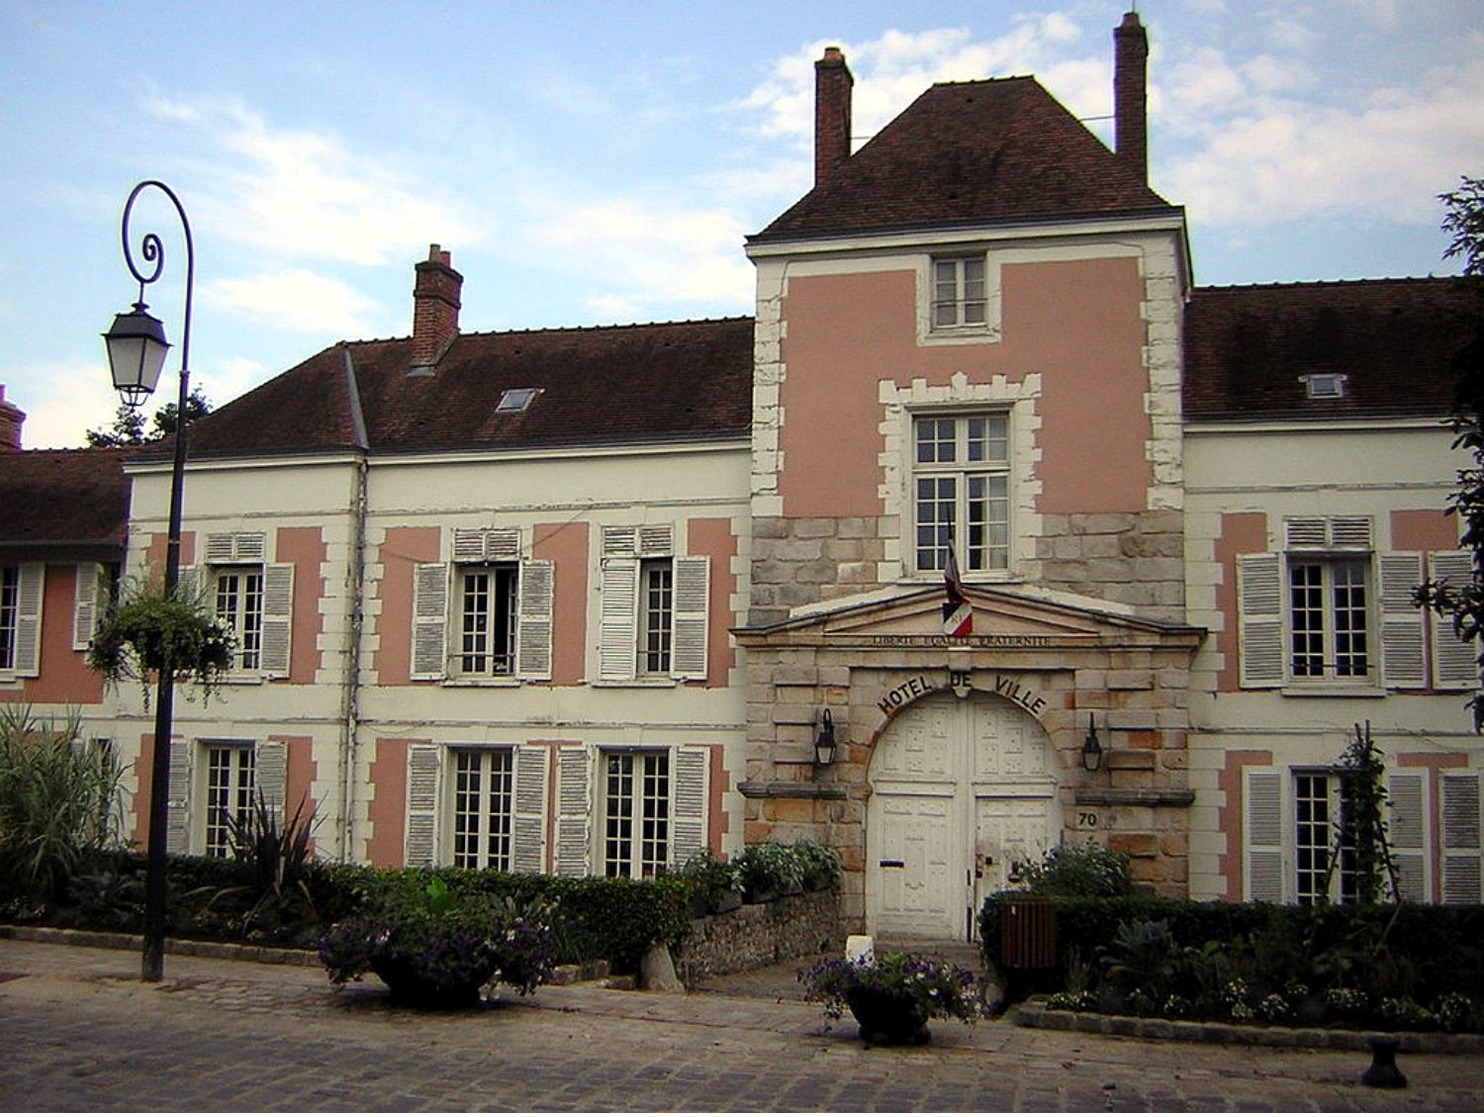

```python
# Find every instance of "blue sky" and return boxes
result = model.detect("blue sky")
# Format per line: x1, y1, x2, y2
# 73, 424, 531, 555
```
3, 0, 1482, 448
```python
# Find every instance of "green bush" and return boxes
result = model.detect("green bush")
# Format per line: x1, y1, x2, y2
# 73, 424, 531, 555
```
0, 706, 126, 906
981, 893, 1484, 1032
1018, 842, 1134, 899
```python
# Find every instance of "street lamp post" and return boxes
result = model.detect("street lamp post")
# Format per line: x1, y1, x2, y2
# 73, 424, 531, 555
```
103, 180, 194, 983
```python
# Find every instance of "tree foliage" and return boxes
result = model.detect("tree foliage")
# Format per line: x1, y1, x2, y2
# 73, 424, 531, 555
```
1413, 175, 1484, 727
86, 386, 211, 447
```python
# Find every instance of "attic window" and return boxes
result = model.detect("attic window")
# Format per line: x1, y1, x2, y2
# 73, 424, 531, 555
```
1301, 374, 1348, 400
496, 388, 540, 413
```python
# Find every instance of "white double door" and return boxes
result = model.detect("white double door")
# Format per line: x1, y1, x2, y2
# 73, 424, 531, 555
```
866, 691, 1059, 941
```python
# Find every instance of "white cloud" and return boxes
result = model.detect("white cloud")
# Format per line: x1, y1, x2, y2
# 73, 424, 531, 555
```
141, 91, 487, 267
202, 269, 387, 337
524, 198, 753, 321
13, 360, 120, 450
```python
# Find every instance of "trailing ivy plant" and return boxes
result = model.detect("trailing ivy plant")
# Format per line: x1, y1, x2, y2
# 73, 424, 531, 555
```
1328, 721, 1399, 904
86, 575, 236, 704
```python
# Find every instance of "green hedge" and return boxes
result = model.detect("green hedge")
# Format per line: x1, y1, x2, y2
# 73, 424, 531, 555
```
980, 892, 1484, 1028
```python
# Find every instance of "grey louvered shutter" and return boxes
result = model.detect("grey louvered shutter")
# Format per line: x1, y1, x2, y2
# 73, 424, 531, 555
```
73, 563, 103, 651
515, 559, 554, 681
176, 565, 200, 607
554, 745, 591, 877
165, 736, 193, 855
259, 563, 294, 678
1379, 552, 1426, 688
1245, 768, 1285, 902
1429, 551, 1479, 690
671, 745, 709, 868
1387, 771, 1427, 902
11, 562, 44, 677
411, 563, 449, 680
512, 743, 549, 874
598, 558, 640, 681
1442, 772, 1482, 904
254, 739, 289, 828
404, 743, 443, 868
1237, 554, 1284, 688
670, 556, 710, 682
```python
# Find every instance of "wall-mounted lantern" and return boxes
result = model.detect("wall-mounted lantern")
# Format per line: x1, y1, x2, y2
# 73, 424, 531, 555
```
814, 709, 838, 768
1081, 713, 1104, 772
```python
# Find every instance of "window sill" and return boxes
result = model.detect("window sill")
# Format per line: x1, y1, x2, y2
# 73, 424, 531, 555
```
920, 325, 1002, 347
442, 677, 521, 688
592, 678, 677, 689
1279, 684, 1387, 699
221, 674, 265, 686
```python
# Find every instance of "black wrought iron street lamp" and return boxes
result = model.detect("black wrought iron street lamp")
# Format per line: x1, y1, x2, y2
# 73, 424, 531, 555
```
102, 180, 194, 983
1081, 713, 1104, 772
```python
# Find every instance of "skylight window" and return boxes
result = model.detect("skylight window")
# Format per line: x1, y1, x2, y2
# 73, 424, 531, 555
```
1301, 374, 1348, 400
496, 388, 540, 413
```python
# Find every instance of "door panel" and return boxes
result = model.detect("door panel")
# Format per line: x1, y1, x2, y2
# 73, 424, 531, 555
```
869, 791, 957, 939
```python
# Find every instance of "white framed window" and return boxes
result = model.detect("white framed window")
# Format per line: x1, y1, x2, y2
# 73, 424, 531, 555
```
403, 742, 549, 872
1292, 771, 1357, 904
204, 741, 256, 859
598, 525, 709, 683
1233, 517, 1469, 691
451, 748, 515, 870
182, 532, 292, 679
0, 562, 43, 677
603, 750, 670, 878
931, 256, 987, 330
411, 527, 553, 683
912, 413, 1010, 576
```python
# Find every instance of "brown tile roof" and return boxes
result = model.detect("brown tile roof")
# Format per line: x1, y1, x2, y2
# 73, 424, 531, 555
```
1183, 278, 1480, 422
0, 447, 130, 558
184, 317, 755, 458
752, 76, 1174, 243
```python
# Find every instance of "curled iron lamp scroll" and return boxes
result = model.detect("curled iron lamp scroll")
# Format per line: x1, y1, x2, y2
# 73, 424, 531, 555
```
1081, 713, 1103, 772
814, 709, 838, 768
102, 180, 195, 984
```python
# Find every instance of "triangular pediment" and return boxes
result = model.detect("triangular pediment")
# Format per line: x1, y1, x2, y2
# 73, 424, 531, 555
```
736, 585, 1202, 650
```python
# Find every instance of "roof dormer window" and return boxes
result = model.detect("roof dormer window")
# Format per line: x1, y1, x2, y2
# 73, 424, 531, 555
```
1301, 373, 1348, 400
496, 387, 540, 413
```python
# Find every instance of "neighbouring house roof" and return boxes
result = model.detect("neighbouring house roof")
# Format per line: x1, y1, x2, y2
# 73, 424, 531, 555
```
1183, 277, 1480, 422
751, 76, 1175, 244
182, 316, 755, 458
0, 447, 130, 560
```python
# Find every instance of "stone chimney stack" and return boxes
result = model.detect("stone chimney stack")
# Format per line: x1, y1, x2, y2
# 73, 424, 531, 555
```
814, 46, 854, 189
1113, 10, 1149, 183
410, 244, 463, 369
0, 385, 25, 451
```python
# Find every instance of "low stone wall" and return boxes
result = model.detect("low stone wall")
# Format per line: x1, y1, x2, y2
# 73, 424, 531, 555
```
674, 889, 842, 986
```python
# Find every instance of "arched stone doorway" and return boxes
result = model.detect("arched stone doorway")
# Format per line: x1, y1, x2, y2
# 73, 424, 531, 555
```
865, 690, 1059, 941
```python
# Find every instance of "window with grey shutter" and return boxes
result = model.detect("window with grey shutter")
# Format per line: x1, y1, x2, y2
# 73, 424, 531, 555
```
411, 563, 449, 680
259, 564, 294, 678
165, 736, 193, 856
8, 562, 45, 677
1378, 553, 1426, 688
73, 562, 105, 651
254, 739, 289, 828
1244, 768, 1285, 901
1387, 771, 1427, 902
404, 743, 444, 868
515, 559, 554, 680
554, 745, 591, 876
1429, 551, 1479, 690
670, 556, 710, 681
512, 743, 549, 874
599, 557, 641, 681
671, 746, 709, 867
1237, 554, 1284, 688
1442, 772, 1482, 904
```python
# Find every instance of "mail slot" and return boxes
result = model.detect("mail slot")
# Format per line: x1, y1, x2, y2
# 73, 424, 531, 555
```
879, 859, 905, 869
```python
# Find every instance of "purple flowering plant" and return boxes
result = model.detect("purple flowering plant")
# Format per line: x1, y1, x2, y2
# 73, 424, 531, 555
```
799, 952, 982, 1026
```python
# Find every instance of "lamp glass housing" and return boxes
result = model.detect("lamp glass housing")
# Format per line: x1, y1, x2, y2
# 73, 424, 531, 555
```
814, 710, 838, 767
1081, 716, 1103, 772
104, 304, 170, 407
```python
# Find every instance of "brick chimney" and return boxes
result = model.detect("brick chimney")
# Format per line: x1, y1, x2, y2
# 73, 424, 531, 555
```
410, 244, 462, 369
0, 385, 24, 451
814, 46, 854, 189
1113, 10, 1149, 183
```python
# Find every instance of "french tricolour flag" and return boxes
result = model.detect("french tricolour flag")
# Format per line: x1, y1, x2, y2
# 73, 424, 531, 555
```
942, 544, 973, 637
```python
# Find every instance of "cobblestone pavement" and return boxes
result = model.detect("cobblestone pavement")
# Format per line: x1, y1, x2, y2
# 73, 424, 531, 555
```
4, 937, 1483, 1112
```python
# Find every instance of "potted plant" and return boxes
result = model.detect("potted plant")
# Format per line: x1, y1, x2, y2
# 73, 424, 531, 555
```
800, 952, 982, 1044
319, 878, 555, 1009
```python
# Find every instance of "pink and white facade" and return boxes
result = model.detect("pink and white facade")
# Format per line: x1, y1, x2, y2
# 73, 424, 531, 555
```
4, 10, 1480, 941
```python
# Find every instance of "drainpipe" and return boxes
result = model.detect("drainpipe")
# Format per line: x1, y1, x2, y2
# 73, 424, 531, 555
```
338, 343, 371, 860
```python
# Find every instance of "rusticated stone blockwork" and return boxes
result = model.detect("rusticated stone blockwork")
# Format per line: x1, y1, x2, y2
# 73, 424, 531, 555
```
1034, 510, 1186, 621
748, 515, 890, 626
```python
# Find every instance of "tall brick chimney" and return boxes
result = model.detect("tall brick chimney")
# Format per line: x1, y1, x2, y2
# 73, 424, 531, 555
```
0, 385, 25, 451
1113, 10, 1149, 183
814, 46, 854, 189
410, 244, 462, 369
